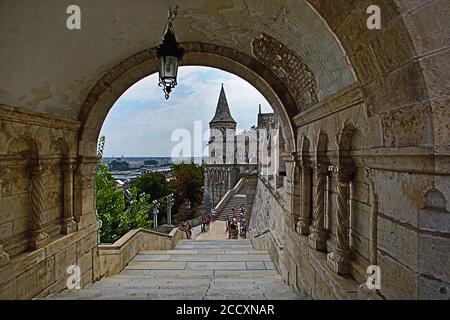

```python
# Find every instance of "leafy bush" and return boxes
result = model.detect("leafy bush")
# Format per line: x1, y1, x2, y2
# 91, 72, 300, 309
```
95, 164, 154, 243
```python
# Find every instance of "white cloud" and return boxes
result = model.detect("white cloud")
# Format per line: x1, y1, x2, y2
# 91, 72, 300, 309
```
100, 66, 273, 157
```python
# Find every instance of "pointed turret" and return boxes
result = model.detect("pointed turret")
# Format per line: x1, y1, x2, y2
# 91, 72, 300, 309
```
209, 84, 236, 125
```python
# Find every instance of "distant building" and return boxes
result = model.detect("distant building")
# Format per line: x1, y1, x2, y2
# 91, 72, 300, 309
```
144, 159, 158, 166
109, 160, 129, 171
203, 85, 276, 206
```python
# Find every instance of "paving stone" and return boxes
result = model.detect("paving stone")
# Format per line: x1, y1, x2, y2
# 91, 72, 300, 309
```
170, 254, 217, 262
246, 261, 267, 270
47, 240, 303, 300
186, 261, 247, 270
126, 261, 187, 270
217, 254, 271, 262
196, 249, 226, 255
133, 254, 173, 262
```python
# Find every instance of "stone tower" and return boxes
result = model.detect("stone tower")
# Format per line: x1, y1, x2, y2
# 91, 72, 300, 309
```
209, 84, 236, 164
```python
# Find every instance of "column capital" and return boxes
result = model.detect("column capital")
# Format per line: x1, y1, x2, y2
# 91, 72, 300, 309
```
75, 156, 100, 176
314, 161, 329, 175
327, 249, 350, 275
328, 164, 354, 182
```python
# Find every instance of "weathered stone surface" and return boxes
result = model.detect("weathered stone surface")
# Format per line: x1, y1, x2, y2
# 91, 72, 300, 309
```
418, 275, 450, 300
0, 0, 448, 301
314, 277, 336, 300
46, 239, 303, 300
377, 217, 419, 272
373, 170, 432, 228
378, 252, 418, 300
418, 234, 450, 282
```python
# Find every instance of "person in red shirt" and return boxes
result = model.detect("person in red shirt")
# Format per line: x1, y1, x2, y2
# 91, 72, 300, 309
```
231, 207, 237, 219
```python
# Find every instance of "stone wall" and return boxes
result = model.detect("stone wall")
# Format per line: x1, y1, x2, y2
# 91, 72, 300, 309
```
250, 174, 364, 300
0, 0, 448, 300
0, 105, 100, 299
249, 80, 450, 300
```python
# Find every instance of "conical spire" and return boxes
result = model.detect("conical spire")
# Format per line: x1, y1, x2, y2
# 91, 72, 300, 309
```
209, 84, 236, 125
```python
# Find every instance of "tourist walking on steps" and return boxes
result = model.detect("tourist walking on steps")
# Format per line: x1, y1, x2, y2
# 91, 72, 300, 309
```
186, 220, 192, 239
225, 216, 231, 239
201, 214, 206, 233
180, 221, 191, 239
206, 213, 211, 230
229, 218, 238, 239
231, 206, 237, 219
211, 208, 216, 222
240, 204, 246, 216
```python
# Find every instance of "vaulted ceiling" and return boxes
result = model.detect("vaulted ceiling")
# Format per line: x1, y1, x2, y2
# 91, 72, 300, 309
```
0, 0, 355, 120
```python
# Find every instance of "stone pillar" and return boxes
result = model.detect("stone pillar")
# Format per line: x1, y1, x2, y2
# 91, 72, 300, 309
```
0, 168, 10, 266
61, 160, 77, 234
308, 162, 328, 251
327, 164, 354, 275
29, 163, 50, 250
73, 156, 99, 229
366, 169, 378, 266
297, 159, 312, 235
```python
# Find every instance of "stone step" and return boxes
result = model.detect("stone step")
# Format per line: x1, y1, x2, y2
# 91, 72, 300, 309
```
124, 260, 276, 271
174, 245, 254, 250
179, 239, 251, 244
133, 253, 271, 262
119, 269, 281, 279
138, 249, 268, 255
45, 231, 302, 300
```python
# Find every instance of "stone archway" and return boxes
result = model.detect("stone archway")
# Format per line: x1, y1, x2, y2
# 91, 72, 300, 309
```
78, 43, 300, 159
0, 0, 448, 300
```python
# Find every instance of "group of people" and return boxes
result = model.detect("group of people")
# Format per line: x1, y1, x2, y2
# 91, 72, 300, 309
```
180, 205, 246, 240
225, 204, 247, 239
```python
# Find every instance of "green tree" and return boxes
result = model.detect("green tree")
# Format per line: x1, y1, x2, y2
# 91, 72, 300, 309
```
170, 163, 204, 222
120, 187, 154, 230
131, 171, 170, 201
95, 164, 155, 243
94, 163, 126, 243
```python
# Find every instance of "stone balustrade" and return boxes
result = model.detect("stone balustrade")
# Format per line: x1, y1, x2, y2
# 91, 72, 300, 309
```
98, 227, 187, 277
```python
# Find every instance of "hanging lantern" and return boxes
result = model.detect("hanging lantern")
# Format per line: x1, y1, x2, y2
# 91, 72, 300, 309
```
156, 7, 185, 100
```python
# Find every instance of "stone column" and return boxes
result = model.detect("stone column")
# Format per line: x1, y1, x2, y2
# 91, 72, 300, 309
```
73, 156, 99, 229
327, 164, 354, 275
29, 163, 50, 250
61, 160, 77, 234
0, 168, 10, 266
308, 162, 328, 251
297, 159, 312, 235
366, 169, 378, 266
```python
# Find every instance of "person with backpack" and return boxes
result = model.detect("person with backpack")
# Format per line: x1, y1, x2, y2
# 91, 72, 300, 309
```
229, 218, 238, 239
225, 216, 231, 239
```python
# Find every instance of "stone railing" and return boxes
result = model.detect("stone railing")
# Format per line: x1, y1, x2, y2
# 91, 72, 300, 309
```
251, 229, 284, 269
98, 227, 187, 277
154, 215, 203, 234
214, 177, 245, 213
251, 229, 284, 250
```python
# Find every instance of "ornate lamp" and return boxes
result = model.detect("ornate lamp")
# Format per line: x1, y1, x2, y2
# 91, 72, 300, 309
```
152, 200, 160, 229
166, 193, 174, 226
156, 6, 185, 100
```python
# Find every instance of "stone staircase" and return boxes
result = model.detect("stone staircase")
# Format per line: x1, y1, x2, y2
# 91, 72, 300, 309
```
46, 239, 302, 300
217, 194, 246, 221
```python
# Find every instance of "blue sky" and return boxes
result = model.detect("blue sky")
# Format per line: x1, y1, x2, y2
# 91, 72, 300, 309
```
100, 66, 273, 157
